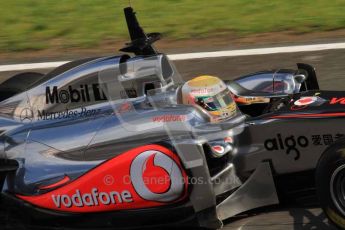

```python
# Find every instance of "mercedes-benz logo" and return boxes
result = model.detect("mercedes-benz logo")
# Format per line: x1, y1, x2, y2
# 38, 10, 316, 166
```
20, 108, 33, 122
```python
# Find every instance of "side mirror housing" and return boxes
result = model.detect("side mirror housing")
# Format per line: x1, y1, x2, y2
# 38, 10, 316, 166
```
294, 74, 307, 84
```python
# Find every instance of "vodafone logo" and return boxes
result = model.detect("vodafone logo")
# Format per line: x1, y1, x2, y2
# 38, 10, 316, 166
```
130, 150, 185, 203
212, 145, 225, 154
294, 97, 317, 106
17, 145, 187, 212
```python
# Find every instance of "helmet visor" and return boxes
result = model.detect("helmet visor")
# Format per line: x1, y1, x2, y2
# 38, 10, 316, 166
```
195, 89, 235, 111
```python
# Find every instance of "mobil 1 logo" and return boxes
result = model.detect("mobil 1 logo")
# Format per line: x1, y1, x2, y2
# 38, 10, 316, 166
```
46, 84, 107, 104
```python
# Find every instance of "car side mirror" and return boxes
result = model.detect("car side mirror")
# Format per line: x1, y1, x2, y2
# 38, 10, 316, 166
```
294, 74, 307, 84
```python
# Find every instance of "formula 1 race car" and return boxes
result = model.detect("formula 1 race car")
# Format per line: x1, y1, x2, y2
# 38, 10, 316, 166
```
1, 6, 345, 230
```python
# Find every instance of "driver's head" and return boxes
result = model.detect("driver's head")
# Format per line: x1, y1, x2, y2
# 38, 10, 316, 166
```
181, 75, 237, 122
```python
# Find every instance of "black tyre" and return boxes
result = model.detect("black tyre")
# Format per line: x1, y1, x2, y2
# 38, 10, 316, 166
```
316, 142, 345, 229
0, 72, 44, 102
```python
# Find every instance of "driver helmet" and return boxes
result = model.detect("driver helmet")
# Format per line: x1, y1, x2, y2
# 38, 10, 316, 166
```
181, 75, 237, 122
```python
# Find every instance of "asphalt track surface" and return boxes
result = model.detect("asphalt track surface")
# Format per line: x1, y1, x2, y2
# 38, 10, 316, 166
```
1, 47, 345, 229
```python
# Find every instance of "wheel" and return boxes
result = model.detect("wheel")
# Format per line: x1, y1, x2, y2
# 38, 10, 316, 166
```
0, 72, 44, 102
316, 143, 345, 229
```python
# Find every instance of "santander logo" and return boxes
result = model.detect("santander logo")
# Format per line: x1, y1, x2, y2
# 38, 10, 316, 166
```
130, 150, 185, 202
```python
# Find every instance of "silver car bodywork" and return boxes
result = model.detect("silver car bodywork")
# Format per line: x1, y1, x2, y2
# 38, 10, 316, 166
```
0, 54, 280, 228
0, 6, 342, 229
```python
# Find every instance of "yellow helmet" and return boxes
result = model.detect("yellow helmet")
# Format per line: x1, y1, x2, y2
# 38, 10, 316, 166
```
181, 75, 237, 122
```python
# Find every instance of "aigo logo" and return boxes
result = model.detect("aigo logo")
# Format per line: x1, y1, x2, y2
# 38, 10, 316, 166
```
264, 134, 309, 160
130, 150, 186, 203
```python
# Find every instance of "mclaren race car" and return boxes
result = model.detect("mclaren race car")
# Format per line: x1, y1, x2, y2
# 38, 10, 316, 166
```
0, 6, 345, 230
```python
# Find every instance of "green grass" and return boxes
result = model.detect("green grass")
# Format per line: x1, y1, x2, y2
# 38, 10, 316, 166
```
0, 0, 345, 52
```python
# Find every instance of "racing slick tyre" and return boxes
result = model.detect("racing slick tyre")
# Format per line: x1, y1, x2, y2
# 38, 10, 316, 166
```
0, 72, 44, 102
316, 143, 345, 229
